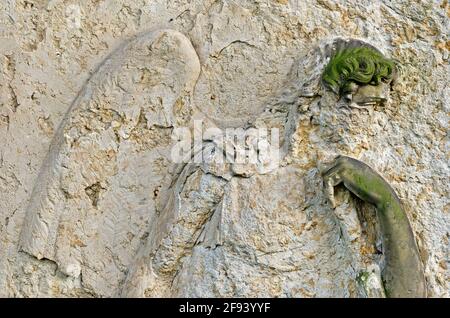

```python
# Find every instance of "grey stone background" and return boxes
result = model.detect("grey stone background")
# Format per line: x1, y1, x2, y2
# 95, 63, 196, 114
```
0, 0, 448, 297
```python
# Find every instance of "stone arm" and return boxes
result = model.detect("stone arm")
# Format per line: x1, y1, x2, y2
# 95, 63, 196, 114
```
321, 155, 426, 298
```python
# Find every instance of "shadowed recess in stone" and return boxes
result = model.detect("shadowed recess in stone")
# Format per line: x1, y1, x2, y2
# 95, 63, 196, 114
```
322, 46, 396, 95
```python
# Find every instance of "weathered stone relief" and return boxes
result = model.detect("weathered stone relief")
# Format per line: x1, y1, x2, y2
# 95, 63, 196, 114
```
3, 1, 448, 298
320, 40, 426, 297
322, 39, 396, 108
17, 31, 412, 298
321, 155, 426, 297
19, 29, 202, 295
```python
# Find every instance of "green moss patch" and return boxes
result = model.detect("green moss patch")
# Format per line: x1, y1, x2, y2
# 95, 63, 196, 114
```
322, 46, 395, 95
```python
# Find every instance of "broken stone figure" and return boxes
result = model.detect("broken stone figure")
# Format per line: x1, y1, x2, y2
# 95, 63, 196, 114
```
320, 40, 426, 298
18, 29, 426, 298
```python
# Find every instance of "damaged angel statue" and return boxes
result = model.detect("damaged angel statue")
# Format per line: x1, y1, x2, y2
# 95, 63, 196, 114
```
19, 30, 426, 298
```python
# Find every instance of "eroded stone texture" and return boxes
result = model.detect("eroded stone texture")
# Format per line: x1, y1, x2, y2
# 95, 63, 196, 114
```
0, 0, 448, 297
17, 29, 201, 296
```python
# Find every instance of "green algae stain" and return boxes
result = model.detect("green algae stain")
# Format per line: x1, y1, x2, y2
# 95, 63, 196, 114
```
351, 170, 406, 221
322, 46, 396, 95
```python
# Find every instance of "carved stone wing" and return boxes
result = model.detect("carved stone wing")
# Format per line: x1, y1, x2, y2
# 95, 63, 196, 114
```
19, 29, 200, 296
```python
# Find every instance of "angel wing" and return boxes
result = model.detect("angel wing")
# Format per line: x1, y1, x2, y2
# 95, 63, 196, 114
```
19, 29, 200, 296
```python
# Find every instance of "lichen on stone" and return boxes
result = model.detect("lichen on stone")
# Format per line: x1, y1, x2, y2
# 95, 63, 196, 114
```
322, 45, 396, 95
